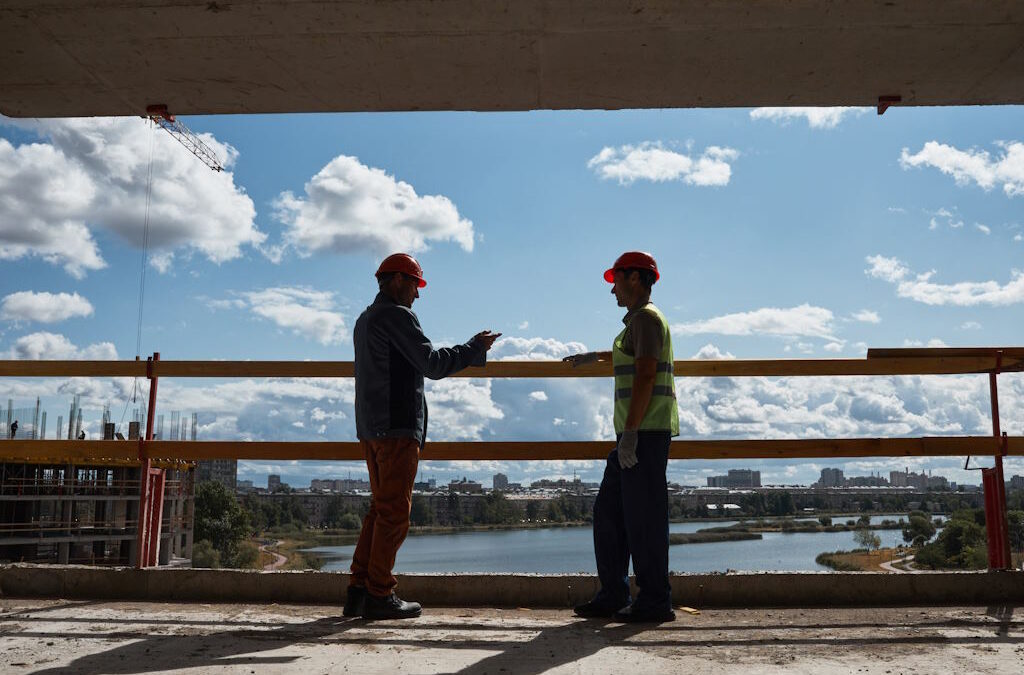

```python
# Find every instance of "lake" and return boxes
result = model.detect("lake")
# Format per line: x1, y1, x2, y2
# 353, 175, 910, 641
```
309, 515, 920, 573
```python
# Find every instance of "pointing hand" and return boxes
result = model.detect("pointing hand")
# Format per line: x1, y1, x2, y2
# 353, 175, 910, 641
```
474, 330, 502, 352
562, 352, 600, 368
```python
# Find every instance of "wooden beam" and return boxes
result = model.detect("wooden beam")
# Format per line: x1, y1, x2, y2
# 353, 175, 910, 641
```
0, 361, 148, 377
868, 347, 1024, 364
2, 354, 1022, 379
1, 437, 1019, 463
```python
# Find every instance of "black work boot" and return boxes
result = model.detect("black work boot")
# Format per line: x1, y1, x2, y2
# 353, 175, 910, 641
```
613, 604, 676, 623
343, 585, 366, 617
363, 592, 422, 620
574, 598, 627, 619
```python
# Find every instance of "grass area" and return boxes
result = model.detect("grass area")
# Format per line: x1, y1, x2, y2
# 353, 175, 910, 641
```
815, 547, 904, 571
670, 530, 762, 545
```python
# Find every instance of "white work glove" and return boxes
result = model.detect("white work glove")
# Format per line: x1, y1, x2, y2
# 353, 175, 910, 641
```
616, 429, 639, 469
563, 352, 600, 368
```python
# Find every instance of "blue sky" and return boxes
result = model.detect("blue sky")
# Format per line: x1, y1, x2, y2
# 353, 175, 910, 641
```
1, 106, 1022, 489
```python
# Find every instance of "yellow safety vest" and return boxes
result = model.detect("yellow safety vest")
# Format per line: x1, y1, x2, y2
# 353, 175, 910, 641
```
612, 303, 679, 436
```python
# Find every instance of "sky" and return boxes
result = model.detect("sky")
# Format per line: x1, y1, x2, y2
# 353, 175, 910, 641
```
1, 105, 1022, 490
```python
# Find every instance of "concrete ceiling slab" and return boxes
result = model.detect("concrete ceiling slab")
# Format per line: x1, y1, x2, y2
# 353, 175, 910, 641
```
1, 1, 1023, 117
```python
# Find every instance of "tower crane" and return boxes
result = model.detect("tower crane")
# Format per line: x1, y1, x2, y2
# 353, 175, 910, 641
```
144, 104, 223, 172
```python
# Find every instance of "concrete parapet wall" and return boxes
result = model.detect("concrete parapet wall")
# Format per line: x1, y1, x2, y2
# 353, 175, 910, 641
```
2, 564, 1023, 608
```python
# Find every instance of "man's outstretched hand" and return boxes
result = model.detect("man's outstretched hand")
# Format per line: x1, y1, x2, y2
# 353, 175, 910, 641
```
474, 330, 502, 352
563, 352, 600, 368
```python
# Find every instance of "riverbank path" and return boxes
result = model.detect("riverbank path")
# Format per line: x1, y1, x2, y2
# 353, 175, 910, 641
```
260, 540, 288, 571
879, 554, 920, 574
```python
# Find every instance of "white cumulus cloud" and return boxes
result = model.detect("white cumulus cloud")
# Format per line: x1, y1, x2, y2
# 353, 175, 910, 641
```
528, 391, 548, 402
866, 254, 1024, 306
749, 107, 870, 129
0, 117, 263, 276
587, 142, 738, 186
2, 331, 117, 360
490, 336, 589, 361
672, 304, 837, 341
238, 287, 347, 346
1, 291, 93, 323
851, 310, 881, 324
274, 155, 474, 257
900, 141, 1024, 197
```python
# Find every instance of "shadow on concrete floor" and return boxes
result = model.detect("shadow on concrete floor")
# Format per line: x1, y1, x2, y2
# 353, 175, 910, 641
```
13, 606, 1024, 675
28, 615, 359, 675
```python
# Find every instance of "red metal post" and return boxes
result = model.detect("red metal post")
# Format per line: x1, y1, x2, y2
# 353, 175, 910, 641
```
146, 468, 166, 566
135, 353, 160, 568
984, 354, 1012, 570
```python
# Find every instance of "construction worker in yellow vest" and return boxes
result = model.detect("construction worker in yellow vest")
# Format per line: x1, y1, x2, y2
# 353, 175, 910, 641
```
564, 251, 679, 623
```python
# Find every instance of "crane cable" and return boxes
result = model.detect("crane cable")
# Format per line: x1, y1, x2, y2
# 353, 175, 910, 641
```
117, 121, 157, 432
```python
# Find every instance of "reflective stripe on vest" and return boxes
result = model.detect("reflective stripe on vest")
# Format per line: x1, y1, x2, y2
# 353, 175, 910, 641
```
611, 303, 680, 436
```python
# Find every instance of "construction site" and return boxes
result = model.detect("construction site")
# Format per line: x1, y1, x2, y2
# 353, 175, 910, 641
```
1, 1, 1024, 672
1, 397, 197, 567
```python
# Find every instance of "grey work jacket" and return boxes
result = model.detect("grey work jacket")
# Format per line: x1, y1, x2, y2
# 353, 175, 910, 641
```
353, 292, 486, 445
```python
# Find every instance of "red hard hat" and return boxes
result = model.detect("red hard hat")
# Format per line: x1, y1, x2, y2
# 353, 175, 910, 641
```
604, 251, 660, 283
376, 253, 427, 288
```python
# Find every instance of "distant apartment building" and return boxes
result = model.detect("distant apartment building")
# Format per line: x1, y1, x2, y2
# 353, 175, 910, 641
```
236, 479, 254, 492
1011, 475, 1024, 490
818, 468, 845, 487
845, 474, 888, 487
267, 474, 282, 492
707, 469, 761, 488
449, 477, 483, 494
310, 478, 371, 492
196, 459, 237, 491
530, 477, 597, 492
890, 469, 933, 490
493, 473, 509, 491
414, 477, 438, 492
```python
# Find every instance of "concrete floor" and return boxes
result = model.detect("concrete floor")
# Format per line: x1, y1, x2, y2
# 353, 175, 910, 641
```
1, 599, 1022, 674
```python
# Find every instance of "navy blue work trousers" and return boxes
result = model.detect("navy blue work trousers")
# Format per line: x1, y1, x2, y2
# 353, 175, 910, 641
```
591, 431, 671, 612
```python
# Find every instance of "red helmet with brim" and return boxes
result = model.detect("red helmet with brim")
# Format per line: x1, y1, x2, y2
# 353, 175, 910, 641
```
376, 253, 427, 288
604, 251, 660, 283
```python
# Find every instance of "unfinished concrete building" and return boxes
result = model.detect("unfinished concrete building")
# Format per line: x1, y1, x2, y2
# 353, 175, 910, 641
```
0, 460, 194, 566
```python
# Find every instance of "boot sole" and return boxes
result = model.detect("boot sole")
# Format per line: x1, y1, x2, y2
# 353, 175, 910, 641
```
363, 609, 422, 620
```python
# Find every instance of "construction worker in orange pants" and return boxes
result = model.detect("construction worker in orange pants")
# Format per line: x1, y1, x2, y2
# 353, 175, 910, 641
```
566, 251, 679, 623
345, 253, 500, 619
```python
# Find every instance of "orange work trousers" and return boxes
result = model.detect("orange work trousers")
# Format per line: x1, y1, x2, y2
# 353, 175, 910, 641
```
349, 437, 420, 597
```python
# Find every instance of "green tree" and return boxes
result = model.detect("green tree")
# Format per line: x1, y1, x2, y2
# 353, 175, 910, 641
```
902, 514, 937, 545
232, 541, 259, 568
191, 539, 220, 568
194, 481, 252, 568
339, 513, 362, 530
410, 496, 436, 526
853, 528, 881, 550
818, 516, 833, 527
526, 500, 543, 521
914, 510, 988, 570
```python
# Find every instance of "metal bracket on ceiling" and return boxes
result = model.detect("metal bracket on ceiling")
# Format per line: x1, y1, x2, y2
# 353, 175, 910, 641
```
877, 95, 902, 115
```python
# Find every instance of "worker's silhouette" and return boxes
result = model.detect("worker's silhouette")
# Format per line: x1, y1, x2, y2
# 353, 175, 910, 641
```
9, 420, 17, 439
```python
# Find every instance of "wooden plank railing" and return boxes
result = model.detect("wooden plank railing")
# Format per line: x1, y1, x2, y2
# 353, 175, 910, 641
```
0, 347, 1020, 462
